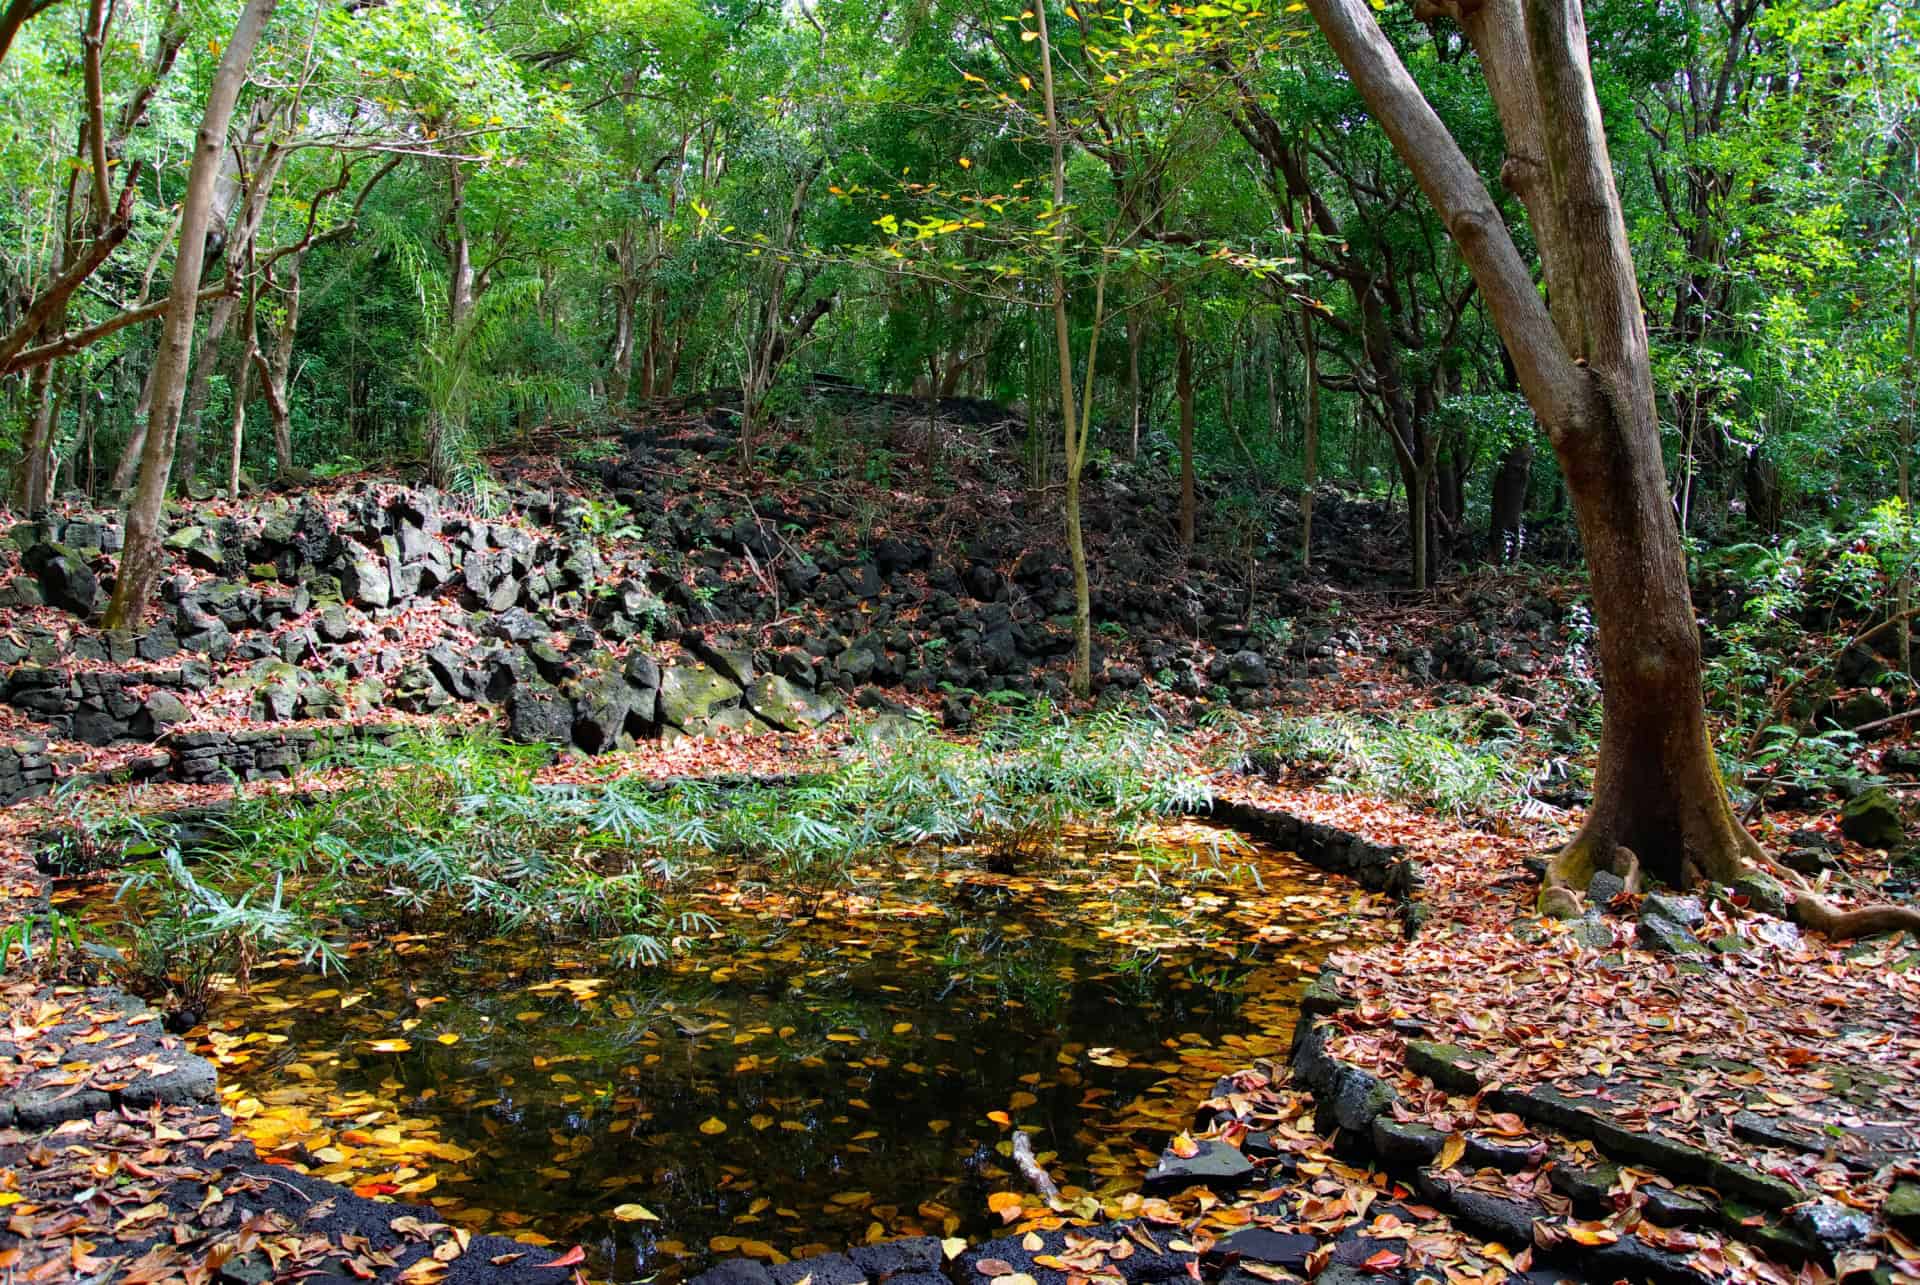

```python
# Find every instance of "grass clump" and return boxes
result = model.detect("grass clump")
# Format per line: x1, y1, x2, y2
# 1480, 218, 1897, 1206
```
1238, 706, 1558, 820
85, 702, 1214, 1011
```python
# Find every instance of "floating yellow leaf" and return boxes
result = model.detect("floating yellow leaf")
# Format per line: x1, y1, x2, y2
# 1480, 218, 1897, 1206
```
437, 1033, 461, 1045
699, 1117, 728, 1135
612, 1203, 660, 1222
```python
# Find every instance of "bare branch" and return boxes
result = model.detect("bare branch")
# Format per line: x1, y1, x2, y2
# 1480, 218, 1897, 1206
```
2, 283, 229, 375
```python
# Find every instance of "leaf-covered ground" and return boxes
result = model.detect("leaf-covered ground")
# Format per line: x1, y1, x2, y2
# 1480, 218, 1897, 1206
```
1203, 766, 1920, 1283
4, 698, 1918, 1285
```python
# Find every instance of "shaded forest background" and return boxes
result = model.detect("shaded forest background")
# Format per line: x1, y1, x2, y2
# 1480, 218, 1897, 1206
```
4, 0, 1912, 564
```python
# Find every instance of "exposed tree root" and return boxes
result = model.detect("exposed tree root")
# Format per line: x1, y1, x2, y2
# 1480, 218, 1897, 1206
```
1540, 825, 1920, 943
1743, 840, 1920, 941
1537, 837, 1640, 919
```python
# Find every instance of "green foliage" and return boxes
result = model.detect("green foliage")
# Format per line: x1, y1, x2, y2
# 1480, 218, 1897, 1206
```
89, 709, 1209, 1008
0, 908, 87, 979
1240, 707, 1554, 821
1696, 503, 1919, 790
119, 852, 343, 1011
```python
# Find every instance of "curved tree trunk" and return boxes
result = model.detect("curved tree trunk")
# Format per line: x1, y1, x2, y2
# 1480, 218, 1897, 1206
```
1301, 0, 1920, 939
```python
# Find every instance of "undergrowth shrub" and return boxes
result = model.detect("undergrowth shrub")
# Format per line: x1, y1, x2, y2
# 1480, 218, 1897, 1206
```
1693, 502, 1918, 802
92, 705, 1216, 1005
1238, 707, 1558, 820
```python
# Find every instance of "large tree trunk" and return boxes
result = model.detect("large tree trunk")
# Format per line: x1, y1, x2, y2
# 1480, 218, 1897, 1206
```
104, 0, 278, 631
1308, 0, 1920, 937
1301, 0, 1902, 932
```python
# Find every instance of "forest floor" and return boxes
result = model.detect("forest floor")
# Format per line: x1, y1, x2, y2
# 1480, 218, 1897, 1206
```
1, 400, 1918, 1282
2, 648, 1917, 1283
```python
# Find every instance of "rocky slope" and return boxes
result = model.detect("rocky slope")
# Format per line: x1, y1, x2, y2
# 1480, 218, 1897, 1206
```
0, 397, 1580, 804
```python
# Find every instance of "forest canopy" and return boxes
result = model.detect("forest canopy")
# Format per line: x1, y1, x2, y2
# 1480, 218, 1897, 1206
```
2, 0, 1910, 536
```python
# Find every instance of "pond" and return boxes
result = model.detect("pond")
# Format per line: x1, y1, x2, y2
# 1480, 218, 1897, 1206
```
64, 823, 1384, 1282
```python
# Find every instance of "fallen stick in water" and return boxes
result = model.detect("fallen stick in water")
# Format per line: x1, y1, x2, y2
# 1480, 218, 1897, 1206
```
1012, 1131, 1061, 1201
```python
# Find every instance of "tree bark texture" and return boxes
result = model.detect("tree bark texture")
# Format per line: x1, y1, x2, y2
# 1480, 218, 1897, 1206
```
1301, 0, 1920, 939
104, 0, 278, 630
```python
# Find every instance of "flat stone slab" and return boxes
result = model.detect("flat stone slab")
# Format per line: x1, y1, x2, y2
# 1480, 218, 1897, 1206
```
1142, 1138, 1259, 1192
1202, 1227, 1318, 1270
0, 986, 217, 1128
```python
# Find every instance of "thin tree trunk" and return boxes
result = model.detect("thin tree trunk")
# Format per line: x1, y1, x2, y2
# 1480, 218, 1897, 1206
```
1300, 304, 1319, 567
1035, 0, 1096, 698
1176, 311, 1196, 548
228, 334, 254, 500
609, 283, 636, 406
1489, 439, 1533, 560
107, 350, 166, 494
13, 359, 56, 510
1901, 168, 1916, 682
643, 287, 667, 398
104, 0, 278, 631
175, 291, 244, 491
263, 257, 302, 476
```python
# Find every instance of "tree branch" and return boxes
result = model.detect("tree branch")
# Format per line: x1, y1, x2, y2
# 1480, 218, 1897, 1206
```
1305, 0, 1583, 434
0, 0, 61, 71
81, 0, 111, 225
2, 282, 230, 375
0, 163, 140, 369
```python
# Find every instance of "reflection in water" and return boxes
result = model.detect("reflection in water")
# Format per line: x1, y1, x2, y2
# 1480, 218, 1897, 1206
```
71, 826, 1384, 1281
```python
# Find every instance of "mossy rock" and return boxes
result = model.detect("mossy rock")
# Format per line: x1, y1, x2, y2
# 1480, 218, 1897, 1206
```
1403, 1040, 1485, 1094
1839, 786, 1904, 848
